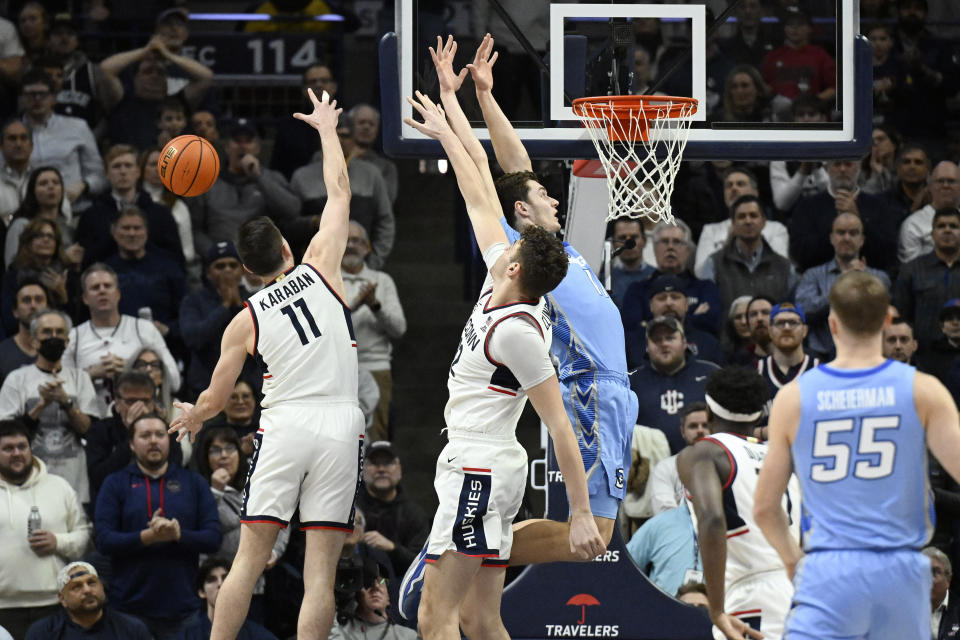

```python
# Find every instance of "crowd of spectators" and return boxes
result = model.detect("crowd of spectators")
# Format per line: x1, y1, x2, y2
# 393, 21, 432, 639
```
0, 0, 958, 638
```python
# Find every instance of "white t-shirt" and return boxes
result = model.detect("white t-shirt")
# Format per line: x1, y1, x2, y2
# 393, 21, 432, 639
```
0, 18, 24, 58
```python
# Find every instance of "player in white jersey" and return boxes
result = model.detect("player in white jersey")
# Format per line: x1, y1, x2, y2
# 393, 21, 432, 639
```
678, 367, 800, 640
402, 83, 604, 639
169, 88, 358, 640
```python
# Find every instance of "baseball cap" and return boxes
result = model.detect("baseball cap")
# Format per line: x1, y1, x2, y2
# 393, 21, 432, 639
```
228, 117, 260, 140
783, 8, 812, 25
365, 441, 397, 462
51, 13, 78, 32
647, 315, 685, 337
204, 241, 240, 267
770, 302, 806, 324
648, 275, 685, 299
57, 561, 98, 592
940, 298, 960, 320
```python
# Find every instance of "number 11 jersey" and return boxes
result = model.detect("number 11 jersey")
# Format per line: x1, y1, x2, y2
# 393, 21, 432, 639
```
245, 263, 358, 409
793, 359, 934, 552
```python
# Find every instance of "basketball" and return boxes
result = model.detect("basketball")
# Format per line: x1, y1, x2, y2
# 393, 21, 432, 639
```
157, 135, 220, 197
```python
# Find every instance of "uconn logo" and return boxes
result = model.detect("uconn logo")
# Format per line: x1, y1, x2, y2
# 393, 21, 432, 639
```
660, 390, 684, 415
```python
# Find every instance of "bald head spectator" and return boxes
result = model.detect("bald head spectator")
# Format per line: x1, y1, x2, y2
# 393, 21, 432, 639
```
100, 34, 212, 151
0, 119, 33, 223
21, 70, 105, 211
271, 63, 339, 179
694, 167, 789, 276
701, 195, 797, 313
0, 419, 92, 639
789, 158, 901, 272
609, 217, 654, 309
0, 276, 46, 384
899, 161, 960, 263
348, 104, 399, 204
189, 118, 301, 257
75, 143, 183, 267
795, 212, 892, 359
894, 208, 960, 348
882, 318, 918, 364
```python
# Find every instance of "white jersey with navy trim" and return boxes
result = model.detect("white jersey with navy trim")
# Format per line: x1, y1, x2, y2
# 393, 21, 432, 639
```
687, 432, 802, 588
444, 245, 554, 439
245, 263, 358, 408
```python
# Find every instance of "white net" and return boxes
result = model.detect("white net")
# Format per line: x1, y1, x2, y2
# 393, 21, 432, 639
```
573, 97, 697, 225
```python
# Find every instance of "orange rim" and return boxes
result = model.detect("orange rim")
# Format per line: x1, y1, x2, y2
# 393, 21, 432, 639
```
572, 95, 698, 142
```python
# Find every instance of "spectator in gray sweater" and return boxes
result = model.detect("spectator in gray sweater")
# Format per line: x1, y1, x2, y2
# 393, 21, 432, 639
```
291, 116, 395, 268
188, 119, 300, 256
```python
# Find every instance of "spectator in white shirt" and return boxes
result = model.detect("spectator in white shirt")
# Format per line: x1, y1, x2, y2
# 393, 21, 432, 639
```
64, 263, 179, 415
694, 167, 789, 278
649, 402, 709, 515
0, 120, 33, 225
20, 70, 105, 211
899, 161, 960, 263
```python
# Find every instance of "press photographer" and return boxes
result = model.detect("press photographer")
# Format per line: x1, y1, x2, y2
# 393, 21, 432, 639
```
332, 556, 416, 640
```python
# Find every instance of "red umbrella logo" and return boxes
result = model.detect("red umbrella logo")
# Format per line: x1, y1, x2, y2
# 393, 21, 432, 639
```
566, 594, 601, 625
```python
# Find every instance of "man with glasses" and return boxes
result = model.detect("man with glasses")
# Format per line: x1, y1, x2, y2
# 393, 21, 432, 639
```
899, 161, 960, 263
180, 241, 261, 400
20, 69, 105, 210
85, 371, 184, 503
341, 222, 406, 442
356, 442, 429, 576
0, 309, 100, 502
796, 213, 891, 359
757, 303, 820, 415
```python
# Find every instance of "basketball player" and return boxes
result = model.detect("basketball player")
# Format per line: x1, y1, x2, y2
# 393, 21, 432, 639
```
169, 88, 361, 640
401, 84, 604, 640
446, 33, 636, 562
677, 366, 800, 640
755, 271, 960, 640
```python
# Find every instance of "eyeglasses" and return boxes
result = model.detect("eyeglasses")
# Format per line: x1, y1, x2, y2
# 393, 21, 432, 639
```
116, 396, 154, 406
772, 319, 802, 329
364, 577, 388, 588
23, 90, 51, 100
134, 360, 163, 370
209, 445, 238, 456
933, 178, 959, 186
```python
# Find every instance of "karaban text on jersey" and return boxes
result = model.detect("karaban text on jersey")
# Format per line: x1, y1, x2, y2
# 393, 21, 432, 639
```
258, 271, 316, 310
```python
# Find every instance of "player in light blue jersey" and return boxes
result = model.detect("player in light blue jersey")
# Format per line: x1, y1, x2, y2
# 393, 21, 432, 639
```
469, 33, 638, 565
755, 271, 960, 640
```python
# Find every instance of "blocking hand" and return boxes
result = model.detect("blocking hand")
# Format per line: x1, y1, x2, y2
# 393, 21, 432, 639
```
403, 91, 452, 140
294, 88, 342, 135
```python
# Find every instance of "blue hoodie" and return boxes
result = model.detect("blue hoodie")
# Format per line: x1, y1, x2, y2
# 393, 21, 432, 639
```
94, 462, 221, 618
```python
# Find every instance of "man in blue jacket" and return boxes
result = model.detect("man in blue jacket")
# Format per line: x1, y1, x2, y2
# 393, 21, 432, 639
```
94, 413, 220, 640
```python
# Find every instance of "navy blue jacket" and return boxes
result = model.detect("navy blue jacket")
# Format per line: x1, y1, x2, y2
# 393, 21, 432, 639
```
25, 607, 152, 639
176, 612, 277, 640
625, 322, 724, 370
75, 189, 183, 267
94, 462, 221, 618
105, 249, 186, 338
620, 270, 723, 336
630, 356, 720, 454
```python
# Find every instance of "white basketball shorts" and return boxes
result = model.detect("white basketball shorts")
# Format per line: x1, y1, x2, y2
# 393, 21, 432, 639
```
425, 433, 527, 568
241, 400, 365, 531
713, 569, 794, 640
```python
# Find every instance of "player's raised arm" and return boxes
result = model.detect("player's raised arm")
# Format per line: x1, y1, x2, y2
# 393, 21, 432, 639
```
525, 376, 605, 560
295, 88, 351, 277
169, 309, 253, 442
431, 36, 501, 221
916, 372, 960, 483
754, 382, 805, 579
470, 34, 533, 174
404, 91, 506, 253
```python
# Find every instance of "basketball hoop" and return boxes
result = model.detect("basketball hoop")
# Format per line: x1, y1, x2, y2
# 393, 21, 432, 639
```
571, 95, 697, 225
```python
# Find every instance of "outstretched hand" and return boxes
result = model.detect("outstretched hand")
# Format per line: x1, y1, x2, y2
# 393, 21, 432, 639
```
403, 91, 452, 140
712, 613, 765, 640
294, 88, 342, 135
169, 401, 201, 443
431, 35, 468, 93
466, 33, 498, 92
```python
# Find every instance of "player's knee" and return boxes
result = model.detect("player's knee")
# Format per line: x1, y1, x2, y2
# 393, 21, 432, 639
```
418, 600, 457, 640
460, 605, 504, 639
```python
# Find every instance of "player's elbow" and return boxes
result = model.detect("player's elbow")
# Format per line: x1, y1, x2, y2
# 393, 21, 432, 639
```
753, 500, 777, 530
